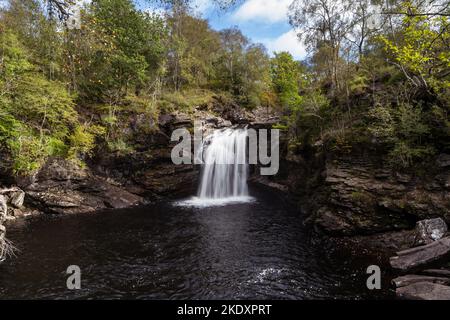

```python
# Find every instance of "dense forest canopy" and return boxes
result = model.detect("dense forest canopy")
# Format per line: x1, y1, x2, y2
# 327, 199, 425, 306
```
0, 0, 449, 175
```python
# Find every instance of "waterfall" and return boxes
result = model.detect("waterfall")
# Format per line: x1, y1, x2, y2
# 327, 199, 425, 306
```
198, 128, 249, 199
177, 128, 254, 207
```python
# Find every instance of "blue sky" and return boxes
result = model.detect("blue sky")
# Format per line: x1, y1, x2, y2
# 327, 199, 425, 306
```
140, 0, 307, 60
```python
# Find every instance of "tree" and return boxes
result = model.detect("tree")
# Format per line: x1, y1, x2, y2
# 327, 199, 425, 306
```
347, 0, 381, 59
0, 29, 99, 174
379, 1, 450, 92
216, 27, 249, 96
75, 0, 167, 102
289, 0, 353, 93
270, 52, 303, 111
165, 9, 221, 90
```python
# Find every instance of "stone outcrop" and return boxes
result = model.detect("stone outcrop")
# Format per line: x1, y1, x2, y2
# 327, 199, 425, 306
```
414, 218, 448, 246
389, 217, 450, 300
312, 156, 450, 235
390, 237, 450, 272
0, 187, 30, 219
20, 159, 144, 215
92, 110, 217, 200
252, 146, 450, 237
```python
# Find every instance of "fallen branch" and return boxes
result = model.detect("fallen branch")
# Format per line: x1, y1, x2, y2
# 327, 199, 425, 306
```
0, 237, 18, 262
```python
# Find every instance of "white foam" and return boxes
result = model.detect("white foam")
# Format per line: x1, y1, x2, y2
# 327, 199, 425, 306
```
174, 196, 256, 208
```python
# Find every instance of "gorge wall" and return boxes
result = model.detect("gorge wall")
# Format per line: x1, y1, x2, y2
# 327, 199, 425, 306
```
1, 98, 449, 242
254, 143, 450, 237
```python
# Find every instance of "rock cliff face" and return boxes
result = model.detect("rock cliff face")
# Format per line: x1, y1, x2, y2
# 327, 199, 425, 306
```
254, 145, 450, 236
19, 159, 144, 215
314, 156, 450, 235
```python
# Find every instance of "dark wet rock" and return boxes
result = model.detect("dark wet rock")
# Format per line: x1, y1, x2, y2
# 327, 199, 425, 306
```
134, 163, 197, 198
421, 269, 450, 277
396, 282, 450, 300
210, 96, 255, 124
333, 229, 415, 253
390, 237, 450, 272
392, 274, 450, 288
312, 158, 450, 235
9, 189, 25, 208
23, 159, 144, 215
413, 218, 448, 246
249, 176, 289, 193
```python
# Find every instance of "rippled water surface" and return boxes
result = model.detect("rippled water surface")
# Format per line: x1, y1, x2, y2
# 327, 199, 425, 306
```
0, 187, 394, 299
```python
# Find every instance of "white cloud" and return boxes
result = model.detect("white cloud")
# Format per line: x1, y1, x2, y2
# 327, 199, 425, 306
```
262, 30, 307, 60
233, 0, 291, 23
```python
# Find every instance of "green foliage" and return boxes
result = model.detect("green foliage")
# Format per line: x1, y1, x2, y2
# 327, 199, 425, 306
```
158, 89, 216, 112
0, 29, 99, 174
379, 1, 450, 92
270, 52, 303, 111
75, 0, 168, 103
368, 103, 435, 168
1, 0, 448, 177
349, 74, 369, 95
68, 124, 106, 162
107, 138, 134, 154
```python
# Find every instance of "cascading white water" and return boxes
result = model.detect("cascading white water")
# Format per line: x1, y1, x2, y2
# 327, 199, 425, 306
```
197, 128, 249, 199
176, 127, 254, 207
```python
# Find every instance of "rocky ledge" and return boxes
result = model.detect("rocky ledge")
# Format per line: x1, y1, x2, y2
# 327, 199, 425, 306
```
314, 155, 450, 235
21, 159, 145, 215
389, 218, 450, 300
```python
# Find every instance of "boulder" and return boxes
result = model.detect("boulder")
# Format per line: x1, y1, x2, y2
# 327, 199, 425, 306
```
10, 189, 25, 208
390, 237, 450, 272
414, 218, 448, 246
25, 158, 144, 215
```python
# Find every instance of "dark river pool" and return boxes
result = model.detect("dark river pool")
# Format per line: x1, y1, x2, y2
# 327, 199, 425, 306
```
0, 187, 395, 299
